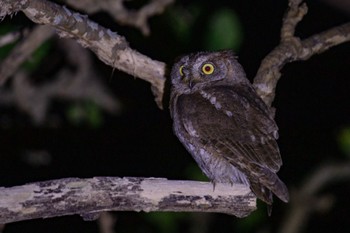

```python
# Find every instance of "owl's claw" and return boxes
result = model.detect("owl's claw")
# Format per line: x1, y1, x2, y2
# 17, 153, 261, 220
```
211, 181, 216, 192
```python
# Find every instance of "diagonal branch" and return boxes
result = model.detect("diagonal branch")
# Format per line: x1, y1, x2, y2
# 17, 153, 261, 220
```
0, 30, 22, 47
253, 0, 350, 107
0, 177, 256, 224
0, 25, 54, 85
0, 0, 166, 108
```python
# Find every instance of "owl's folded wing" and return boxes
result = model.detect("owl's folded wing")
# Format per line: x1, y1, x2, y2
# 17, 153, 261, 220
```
179, 85, 282, 172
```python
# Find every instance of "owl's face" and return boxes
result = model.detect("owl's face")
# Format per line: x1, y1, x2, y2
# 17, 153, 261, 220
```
170, 50, 246, 94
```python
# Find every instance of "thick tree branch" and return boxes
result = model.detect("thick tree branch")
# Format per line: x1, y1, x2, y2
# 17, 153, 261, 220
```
0, 177, 256, 224
0, 0, 166, 108
253, 0, 350, 107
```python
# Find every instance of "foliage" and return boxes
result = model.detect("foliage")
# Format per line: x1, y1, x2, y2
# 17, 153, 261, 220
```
337, 127, 350, 157
204, 8, 243, 51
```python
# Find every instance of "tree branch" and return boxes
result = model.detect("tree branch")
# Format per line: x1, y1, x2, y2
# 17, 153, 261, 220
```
0, 39, 120, 124
0, 0, 166, 108
0, 30, 22, 47
0, 25, 54, 85
278, 163, 350, 233
1, 0, 349, 109
253, 0, 350, 107
65, 0, 174, 36
0, 177, 256, 224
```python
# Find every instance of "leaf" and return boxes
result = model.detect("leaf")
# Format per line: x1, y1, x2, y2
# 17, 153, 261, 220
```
145, 212, 187, 233
168, 5, 202, 43
22, 40, 52, 71
337, 127, 350, 157
66, 101, 103, 128
85, 101, 103, 128
204, 8, 243, 51
235, 201, 266, 232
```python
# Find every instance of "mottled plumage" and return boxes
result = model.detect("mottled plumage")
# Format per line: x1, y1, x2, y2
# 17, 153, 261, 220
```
169, 50, 289, 207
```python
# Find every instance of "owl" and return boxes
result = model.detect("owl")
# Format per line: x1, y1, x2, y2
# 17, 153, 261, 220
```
169, 50, 289, 208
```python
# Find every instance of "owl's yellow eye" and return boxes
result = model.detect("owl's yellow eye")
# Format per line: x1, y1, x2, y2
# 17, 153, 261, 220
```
179, 65, 184, 76
202, 63, 215, 75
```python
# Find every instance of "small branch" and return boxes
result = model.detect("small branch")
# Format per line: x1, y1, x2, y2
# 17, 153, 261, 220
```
0, 39, 120, 124
0, 25, 54, 85
278, 163, 350, 233
0, 177, 256, 224
0, 0, 166, 108
0, 30, 21, 47
253, 0, 350, 107
281, 0, 307, 41
66, 0, 174, 36
298, 23, 350, 60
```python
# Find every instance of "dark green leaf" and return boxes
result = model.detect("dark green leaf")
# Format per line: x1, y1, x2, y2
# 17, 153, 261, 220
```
204, 8, 243, 51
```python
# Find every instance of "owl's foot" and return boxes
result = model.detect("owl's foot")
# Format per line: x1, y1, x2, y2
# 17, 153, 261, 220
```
211, 181, 216, 191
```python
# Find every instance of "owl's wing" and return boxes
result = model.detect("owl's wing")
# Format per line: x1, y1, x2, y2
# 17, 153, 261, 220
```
179, 84, 282, 172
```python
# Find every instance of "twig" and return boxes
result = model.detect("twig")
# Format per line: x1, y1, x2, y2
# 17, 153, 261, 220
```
0, 25, 54, 85
253, 0, 350, 107
0, 177, 256, 224
65, 0, 174, 36
278, 163, 350, 233
0, 30, 21, 47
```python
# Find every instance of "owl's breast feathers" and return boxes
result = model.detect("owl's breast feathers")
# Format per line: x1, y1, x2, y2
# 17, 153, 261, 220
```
170, 84, 289, 204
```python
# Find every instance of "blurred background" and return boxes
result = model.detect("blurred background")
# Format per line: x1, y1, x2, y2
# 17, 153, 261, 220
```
0, 0, 350, 232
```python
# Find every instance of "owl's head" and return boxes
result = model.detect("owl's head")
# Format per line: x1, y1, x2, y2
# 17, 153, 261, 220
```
170, 50, 247, 93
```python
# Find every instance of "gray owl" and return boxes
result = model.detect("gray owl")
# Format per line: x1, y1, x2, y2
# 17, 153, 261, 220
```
169, 50, 289, 207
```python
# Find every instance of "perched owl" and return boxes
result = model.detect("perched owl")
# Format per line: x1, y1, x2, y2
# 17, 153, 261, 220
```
169, 50, 289, 207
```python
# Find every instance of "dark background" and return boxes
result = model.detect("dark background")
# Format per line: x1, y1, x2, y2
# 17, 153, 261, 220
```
1, 0, 350, 232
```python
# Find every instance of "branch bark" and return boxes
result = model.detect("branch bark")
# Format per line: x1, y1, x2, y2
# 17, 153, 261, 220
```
253, 0, 350, 107
0, 177, 256, 224
0, 0, 166, 108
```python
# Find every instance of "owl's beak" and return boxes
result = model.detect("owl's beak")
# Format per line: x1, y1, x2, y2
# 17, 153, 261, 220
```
188, 77, 200, 89
189, 80, 195, 89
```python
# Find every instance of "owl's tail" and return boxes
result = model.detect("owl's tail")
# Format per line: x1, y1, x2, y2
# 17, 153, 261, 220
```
249, 166, 289, 204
